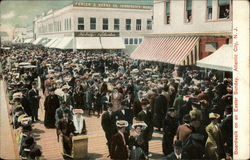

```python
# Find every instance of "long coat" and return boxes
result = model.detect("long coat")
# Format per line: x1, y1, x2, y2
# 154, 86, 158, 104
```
137, 110, 153, 141
57, 119, 75, 155
101, 111, 117, 154
110, 132, 129, 160
162, 115, 179, 155
205, 122, 225, 160
153, 95, 168, 129
44, 94, 60, 128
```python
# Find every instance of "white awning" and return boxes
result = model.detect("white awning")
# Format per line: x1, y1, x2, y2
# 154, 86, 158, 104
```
196, 44, 232, 72
45, 38, 57, 47
76, 37, 102, 49
24, 38, 33, 43
49, 38, 63, 48
101, 37, 125, 49
32, 37, 43, 45
55, 37, 73, 49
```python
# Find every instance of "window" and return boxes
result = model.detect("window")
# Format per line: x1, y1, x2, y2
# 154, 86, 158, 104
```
134, 38, 138, 44
205, 42, 218, 52
103, 18, 109, 30
218, 0, 230, 19
166, 0, 170, 24
114, 19, 120, 30
78, 17, 84, 30
124, 38, 128, 44
207, 0, 212, 20
136, 19, 141, 30
69, 18, 71, 30
147, 19, 152, 30
185, 0, 192, 23
139, 38, 142, 44
129, 38, 133, 44
90, 17, 96, 30
126, 19, 131, 30
59, 21, 61, 31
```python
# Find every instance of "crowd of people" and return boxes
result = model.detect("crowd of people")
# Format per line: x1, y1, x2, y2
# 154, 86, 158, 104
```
0, 44, 233, 160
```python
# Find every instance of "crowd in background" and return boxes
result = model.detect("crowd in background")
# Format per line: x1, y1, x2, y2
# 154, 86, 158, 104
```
0, 44, 233, 160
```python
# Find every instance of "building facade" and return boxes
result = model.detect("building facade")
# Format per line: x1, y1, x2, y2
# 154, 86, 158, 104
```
33, 2, 153, 53
131, 0, 232, 66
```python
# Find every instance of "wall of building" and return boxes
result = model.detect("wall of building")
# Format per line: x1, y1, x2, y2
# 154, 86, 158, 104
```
153, 0, 232, 34
199, 37, 228, 59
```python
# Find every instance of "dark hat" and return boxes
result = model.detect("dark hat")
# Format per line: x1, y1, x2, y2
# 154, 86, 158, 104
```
24, 137, 34, 147
225, 105, 232, 112
174, 140, 182, 148
183, 114, 191, 123
22, 124, 32, 132
49, 87, 56, 92
168, 107, 175, 112
32, 82, 37, 86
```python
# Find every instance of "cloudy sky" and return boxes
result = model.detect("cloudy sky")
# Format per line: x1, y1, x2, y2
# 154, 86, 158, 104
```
0, 0, 152, 28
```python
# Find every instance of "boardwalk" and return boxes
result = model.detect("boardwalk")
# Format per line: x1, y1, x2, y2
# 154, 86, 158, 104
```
1, 86, 164, 160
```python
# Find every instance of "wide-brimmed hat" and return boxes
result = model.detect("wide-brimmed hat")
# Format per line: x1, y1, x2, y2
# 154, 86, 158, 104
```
73, 109, 84, 114
132, 121, 147, 130
116, 120, 128, 128
62, 85, 70, 90
209, 112, 220, 119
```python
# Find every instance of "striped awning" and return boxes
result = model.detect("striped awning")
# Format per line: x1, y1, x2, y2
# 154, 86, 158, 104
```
130, 36, 200, 65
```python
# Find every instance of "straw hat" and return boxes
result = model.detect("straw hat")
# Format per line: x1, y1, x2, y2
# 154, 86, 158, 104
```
73, 109, 84, 114
62, 85, 70, 90
132, 121, 147, 130
116, 120, 128, 128
209, 112, 220, 119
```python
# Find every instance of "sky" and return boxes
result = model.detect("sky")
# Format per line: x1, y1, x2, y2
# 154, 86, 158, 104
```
0, 0, 153, 28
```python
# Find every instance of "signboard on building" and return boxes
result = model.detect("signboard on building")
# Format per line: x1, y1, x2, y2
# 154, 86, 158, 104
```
73, 2, 152, 10
75, 32, 119, 37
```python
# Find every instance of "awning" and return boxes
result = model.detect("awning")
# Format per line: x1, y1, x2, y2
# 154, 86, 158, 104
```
45, 38, 57, 47
197, 44, 232, 72
49, 38, 63, 48
130, 36, 200, 65
32, 37, 43, 45
24, 38, 33, 43
101, 37, 125, 49
76, 37, 102, 49
55, 37, 73, 49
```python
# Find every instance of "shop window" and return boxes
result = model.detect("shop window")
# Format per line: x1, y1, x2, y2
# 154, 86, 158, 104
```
166, 0, 170, 24
185, 0, 192, 23
126, 19, 131, 30
78, 17, 84, 30
136, 19, 141, 30
207, 0, 212, 20
129, 38, 133, 44
124, 38, 128, 44
134, 38, 138, 44
103, 18, 108, 30
90, 17, 96, 30
218, 0, 230, 19
114, 18, 120, 30
147, 19, 152, 30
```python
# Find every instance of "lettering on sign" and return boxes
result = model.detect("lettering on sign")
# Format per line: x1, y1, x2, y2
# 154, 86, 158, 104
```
73, 2, 152, 10
75, 32, 119, 37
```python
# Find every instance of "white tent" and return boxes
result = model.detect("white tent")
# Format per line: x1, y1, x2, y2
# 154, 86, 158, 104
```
196, 44, 232, 72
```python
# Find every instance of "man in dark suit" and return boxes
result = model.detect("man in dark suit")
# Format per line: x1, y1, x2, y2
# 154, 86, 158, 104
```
110, 120, 129, 160
137, 98, 153, 157
101, 103, 117, 156
57, 112, 75, 157
166, 140, 189, 160
28, 82, 40, 122
114, 102, 133, 127
219, 106, 233, 157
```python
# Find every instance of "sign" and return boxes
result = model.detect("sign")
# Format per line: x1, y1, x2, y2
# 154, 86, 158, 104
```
75, 32, 119, 37
73, 2, 152, 10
